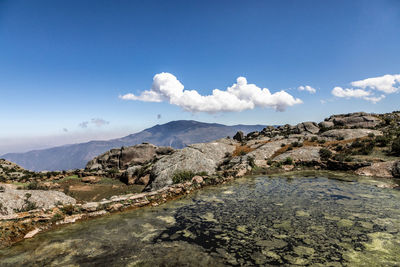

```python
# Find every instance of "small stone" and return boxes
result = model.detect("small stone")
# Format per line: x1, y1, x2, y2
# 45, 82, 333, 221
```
191, 176, 204, 184
81, 176, 101, 184
24, 228, 40, 239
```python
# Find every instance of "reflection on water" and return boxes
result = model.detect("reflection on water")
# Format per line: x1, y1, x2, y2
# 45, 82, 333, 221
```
1, 173, 400, 266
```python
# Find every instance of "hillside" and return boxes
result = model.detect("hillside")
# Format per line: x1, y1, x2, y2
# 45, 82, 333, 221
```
1, 120, 264, 171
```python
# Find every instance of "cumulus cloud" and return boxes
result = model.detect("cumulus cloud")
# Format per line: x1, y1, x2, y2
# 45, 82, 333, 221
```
91, 118, 110, 127
332, 87, 371, 98
351, 74, 400, 94
363, 94, 386, 104
298, 85, 316, 94
120, 73, 302, 113
331, 74, 399, 104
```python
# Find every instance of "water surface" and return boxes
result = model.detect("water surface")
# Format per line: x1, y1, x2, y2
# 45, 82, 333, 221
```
1, 172, 400, 266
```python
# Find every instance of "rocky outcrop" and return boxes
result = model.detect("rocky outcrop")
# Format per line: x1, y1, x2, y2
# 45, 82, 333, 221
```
260, 122, 319, 137
147, 139, 237, 191
246, 141, 287, 166
324, 112, 382, 128
0, 159, 32, 181
326, 160, 371, 171
355, 161, 397, 178
392, 161, 400, 178
274, 146, 321, 162
292, 122, 320, 134
233, 131, 244, 142
85, 143, 174, 171
0, 184, 76, 216
320, 129, 382, 140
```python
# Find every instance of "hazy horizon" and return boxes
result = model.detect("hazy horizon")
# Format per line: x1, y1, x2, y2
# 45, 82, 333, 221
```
1, 0, 399, 153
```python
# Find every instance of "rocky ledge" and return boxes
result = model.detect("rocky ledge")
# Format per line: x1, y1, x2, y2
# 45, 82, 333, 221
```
1, 111, 400, 248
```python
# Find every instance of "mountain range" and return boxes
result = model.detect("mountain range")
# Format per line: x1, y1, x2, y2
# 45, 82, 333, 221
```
1, 120, 265, 171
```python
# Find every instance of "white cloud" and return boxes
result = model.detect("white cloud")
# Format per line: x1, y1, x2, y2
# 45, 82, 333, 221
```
298, 85, 316, 94
363, 94, 386, 104
331, 86, 371, 98
120, 73, 302, 113
331, 74, 399, 104
351, 74, 400, 94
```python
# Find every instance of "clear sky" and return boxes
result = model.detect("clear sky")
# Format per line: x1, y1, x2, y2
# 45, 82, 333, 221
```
1, 0, 399, 154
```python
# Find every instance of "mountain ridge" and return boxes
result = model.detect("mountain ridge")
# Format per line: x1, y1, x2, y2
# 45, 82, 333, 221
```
2, 120, 265, 171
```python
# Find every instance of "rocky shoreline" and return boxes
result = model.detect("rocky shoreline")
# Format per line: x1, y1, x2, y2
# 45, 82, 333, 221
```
1, 111, 400, 248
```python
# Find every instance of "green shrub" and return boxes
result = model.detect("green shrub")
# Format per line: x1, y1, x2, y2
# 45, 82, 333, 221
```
247, 156, 256, 168
310, 136, 318, 142
318, 139, 326, 144
368, 133, 375, 138
172, 170, 196, 184
282, 157, 293, 165
291, 141, 302, 147
375, 135, 390, 147
392, 137, 400, 156
14, 193, 38, 212
51, 213, 64, 222
61, 204, 75, 215
281, 143, 286, 147
319, 148, 332, 160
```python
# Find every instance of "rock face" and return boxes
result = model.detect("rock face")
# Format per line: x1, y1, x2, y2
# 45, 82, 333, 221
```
233, 131, 244, 142
392, 161, 400, 178
0, 159, 31, 181
246, 141, 287, 166
86, 143, 174, 171
293, 122, 320, 134
355, 161, 397, 178
274, 146, 321, 162
147, 139, 237, 191
320, 129, 382, 140
324, 112, 382, 128
0, 184, 76, 216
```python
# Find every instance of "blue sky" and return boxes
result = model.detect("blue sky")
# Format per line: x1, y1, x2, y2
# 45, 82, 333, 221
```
0, 0, 399, 154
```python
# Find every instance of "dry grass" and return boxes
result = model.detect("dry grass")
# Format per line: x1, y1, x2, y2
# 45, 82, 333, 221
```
270, 145, 292, 159
232, 145, 255, 157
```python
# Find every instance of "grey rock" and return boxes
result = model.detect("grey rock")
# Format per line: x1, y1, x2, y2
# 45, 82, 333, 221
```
147, 139, 237, 191
356, 161, 397, 178
293, 122, 320, 134
274, 146, 321, 162
325, 112, 382, 128
320, 129, 382, 140
392, 161, 400, 178
0, 184, 76, 216
86, 143, 172, 171
233, 131, 244, 142
319, 121, 334, 129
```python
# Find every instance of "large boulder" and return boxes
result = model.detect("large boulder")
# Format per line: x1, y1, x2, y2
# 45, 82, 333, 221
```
233, 131, 244, 142
246, 141, 287, 166
355, 161, 397, 178
292, 122, 320, 134
320, 129, 382, 141
146, 139, 237, 191
0, 184, 76, 216
324, 112, 382, 128
86, 143, 174, 171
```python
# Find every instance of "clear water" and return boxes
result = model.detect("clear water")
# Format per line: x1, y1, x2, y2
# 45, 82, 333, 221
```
1, 172, 400, 266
